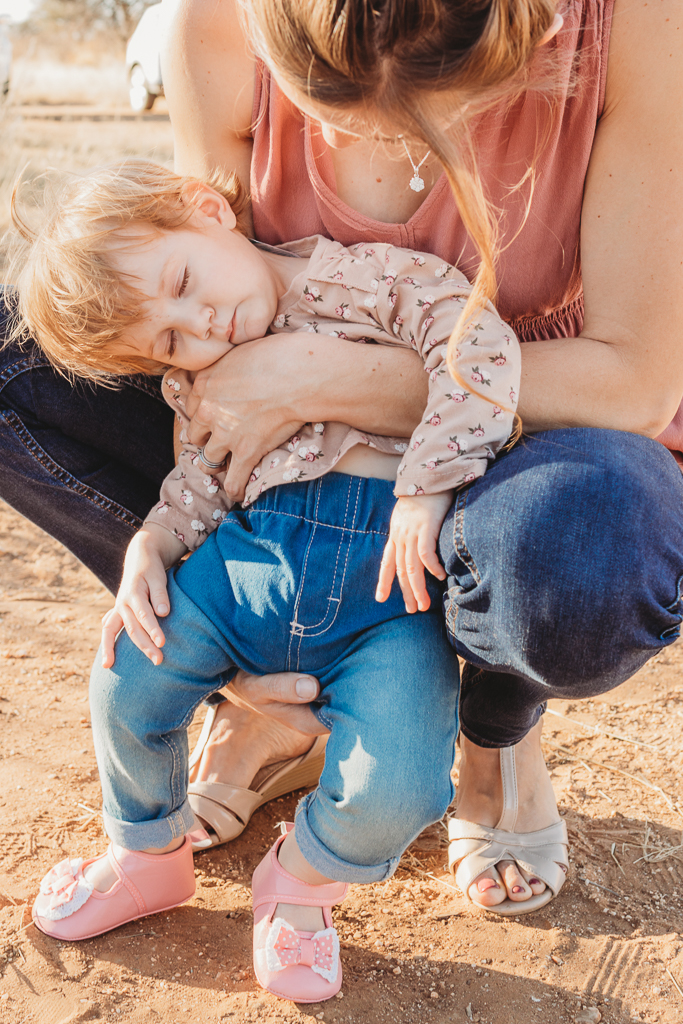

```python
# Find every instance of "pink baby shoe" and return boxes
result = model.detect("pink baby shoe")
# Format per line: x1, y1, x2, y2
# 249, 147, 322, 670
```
252, 824, 348, 1002
32, 838, 195, 941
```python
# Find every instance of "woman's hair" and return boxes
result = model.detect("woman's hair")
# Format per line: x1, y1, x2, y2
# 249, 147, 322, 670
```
7, 159, 249, 383
242, 0, 559, 395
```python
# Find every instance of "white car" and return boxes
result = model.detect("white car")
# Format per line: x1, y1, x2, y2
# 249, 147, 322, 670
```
126, 3, 165, 112
0, 24, 12, 100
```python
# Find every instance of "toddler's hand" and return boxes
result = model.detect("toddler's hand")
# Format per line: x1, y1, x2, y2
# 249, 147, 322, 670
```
376, 491, 454, 613
101, 525, 187, 668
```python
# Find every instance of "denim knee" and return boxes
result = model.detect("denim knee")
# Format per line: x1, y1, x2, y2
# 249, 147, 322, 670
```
294, 749, 454, 883
442, 428, 683, 696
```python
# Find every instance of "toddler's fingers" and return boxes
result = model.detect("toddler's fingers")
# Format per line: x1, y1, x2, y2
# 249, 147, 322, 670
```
120, 605, 164, 665
129, 593, 166, 650
148, 578, 171, 618
375, 539, 397, 603
101, 609, 124, 668
394, 542, 419, 614
417, 537, 447, 582
404, 536, 431, 612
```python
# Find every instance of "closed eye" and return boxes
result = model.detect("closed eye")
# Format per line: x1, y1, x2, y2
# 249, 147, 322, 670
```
179, 267, 190, 297
167, 331, 178, 360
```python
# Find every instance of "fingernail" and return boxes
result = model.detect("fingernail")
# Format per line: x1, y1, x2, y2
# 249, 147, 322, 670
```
295, 677, 317, 699
157, 604, 168, 614
477, 879, 499, 893
512, 885, 525, 894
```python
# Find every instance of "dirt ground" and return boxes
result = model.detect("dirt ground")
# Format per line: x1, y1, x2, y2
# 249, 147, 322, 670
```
0, 497, 682, 1024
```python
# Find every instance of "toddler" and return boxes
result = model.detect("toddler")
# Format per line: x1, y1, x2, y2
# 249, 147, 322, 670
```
12, 161, 520, 1003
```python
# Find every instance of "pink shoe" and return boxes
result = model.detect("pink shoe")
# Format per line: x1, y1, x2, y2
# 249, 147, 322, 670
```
252, 825, 348, 1003
32, 838, 195, 941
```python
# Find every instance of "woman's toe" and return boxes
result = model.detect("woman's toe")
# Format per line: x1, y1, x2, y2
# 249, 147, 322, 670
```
468, 867, 506, 907
521, 868, 547, 895
498, 860, 533, 901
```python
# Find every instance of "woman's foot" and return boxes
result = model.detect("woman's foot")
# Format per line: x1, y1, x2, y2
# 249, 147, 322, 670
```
189, 674, 323, 792
454, 719, 564, 908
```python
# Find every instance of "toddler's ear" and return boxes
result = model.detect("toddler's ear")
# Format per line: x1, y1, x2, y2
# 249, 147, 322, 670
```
180, 181, 237, 230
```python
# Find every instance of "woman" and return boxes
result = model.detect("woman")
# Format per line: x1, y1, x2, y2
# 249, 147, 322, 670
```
2, 0, 681, 915
158, 0, 683, 914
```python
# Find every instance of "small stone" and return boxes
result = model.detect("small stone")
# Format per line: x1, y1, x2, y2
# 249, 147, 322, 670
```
430, 991, 439, 1000
575, 1008, 601, 1023
393, 967, 402, 975
335, 991, 344, 999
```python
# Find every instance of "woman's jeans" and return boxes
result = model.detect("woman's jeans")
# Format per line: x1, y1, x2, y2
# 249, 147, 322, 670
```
440, 428, 683, 747
89, 475, 459, 881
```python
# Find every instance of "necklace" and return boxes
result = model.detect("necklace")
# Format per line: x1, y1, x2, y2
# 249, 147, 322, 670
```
399, 136, 431, 193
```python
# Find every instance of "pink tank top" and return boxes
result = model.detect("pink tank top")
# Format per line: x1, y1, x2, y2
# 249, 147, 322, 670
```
249, 0, 681, 459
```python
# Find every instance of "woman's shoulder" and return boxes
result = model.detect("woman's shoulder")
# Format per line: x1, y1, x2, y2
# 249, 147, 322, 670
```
161, 0, 256, 183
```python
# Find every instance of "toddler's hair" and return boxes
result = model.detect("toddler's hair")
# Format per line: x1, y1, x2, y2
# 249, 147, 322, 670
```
7, 159, 250, 382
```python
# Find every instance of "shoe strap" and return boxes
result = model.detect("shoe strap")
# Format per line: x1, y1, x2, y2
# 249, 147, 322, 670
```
253, 832, 348, 915
496, 745, 518, 832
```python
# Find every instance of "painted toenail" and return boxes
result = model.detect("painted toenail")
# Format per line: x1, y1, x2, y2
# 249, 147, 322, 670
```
529, 878, 541, 885
512, 885, 525, 894
477, 879, 500, 893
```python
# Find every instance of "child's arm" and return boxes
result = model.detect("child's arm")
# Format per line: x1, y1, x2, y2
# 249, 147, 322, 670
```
369, 247, 521, 611
101, 523, 188, 668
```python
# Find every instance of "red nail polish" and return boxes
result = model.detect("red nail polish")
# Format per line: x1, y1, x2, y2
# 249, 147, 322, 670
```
477, 878, 500, 893
529, 878, 541, 885
512, 885, 525, 894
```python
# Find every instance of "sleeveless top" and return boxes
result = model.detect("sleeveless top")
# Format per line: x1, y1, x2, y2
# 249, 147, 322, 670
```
249, 0, 682, 458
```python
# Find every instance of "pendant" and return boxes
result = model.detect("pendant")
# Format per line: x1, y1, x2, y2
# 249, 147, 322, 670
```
409, 174, 425, 193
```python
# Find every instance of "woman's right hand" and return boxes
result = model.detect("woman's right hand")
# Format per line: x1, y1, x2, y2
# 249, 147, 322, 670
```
101, 525, 187, 669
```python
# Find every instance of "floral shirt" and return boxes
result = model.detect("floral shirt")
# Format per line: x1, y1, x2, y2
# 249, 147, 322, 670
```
145, 236, 520, 550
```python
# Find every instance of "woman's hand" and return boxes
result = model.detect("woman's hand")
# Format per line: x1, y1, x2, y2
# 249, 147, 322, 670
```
185, 332, 428, 503
376, 491, 454, 613
101, 525, 187, 668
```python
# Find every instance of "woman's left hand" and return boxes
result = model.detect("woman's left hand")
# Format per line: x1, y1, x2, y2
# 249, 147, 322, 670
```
229, 669, 329, 736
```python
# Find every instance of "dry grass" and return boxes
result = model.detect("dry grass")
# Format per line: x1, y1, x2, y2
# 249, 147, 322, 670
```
0, 44, 173, 274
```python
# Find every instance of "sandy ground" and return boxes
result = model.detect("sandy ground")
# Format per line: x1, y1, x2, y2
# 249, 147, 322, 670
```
0, 498, 682, 1024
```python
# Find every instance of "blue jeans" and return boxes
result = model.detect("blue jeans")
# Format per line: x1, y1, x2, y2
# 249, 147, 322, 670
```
441, 428, 683, 747
89, 474, 460, 882
0, 300, 175, 593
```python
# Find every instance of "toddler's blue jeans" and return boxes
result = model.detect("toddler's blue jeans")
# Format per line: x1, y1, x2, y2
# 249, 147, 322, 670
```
89, 474, 460, 882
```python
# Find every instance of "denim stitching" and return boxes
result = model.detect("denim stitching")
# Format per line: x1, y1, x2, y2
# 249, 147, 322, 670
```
296, 476, 353, 630
295, 477, 359, 641
244, 506, 389, 537
661, 571, 683, 640
0, 353, 166, 403
1, 410, 142, 529
453, 486, 481, 585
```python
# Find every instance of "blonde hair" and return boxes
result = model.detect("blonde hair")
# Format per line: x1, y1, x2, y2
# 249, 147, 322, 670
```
8, 159, 249, 383
242, 0, 560, 418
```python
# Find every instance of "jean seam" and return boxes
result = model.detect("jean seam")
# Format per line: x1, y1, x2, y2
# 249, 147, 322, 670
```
245, 506, 389, 537
0, 409, 143, 530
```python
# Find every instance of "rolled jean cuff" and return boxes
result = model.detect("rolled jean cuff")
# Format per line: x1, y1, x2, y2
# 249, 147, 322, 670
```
459, 701, 546, 749
294, 794, 400, 884
102, 798, 196, 851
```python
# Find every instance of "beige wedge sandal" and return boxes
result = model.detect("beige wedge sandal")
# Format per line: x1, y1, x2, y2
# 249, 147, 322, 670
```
448, 745, 569, 915
187, 700, 328, 850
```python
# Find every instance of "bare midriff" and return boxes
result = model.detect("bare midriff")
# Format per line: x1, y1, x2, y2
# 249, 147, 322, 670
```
334, 445, 401, 481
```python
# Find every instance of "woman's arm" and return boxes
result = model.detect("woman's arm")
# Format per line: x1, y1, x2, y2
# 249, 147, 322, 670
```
518, 0, 683, 437
162, 0, 255, 228
185, 332, 428, 500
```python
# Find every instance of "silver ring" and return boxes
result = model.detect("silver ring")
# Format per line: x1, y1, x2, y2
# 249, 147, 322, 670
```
197, 447, 227, 470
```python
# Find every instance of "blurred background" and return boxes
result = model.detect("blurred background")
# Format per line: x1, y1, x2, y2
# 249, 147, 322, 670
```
0, 0, 173, 271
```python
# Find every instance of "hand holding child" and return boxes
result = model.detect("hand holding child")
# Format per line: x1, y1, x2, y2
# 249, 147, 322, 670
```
375, 491, 454, 613
101, 524, 187, 668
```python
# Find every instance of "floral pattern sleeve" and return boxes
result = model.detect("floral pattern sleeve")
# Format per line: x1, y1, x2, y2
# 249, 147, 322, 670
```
344, 245, 520, 495
142, 374, 233, 552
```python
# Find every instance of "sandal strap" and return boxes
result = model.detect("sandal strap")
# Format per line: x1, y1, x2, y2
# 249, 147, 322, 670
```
448, 818, 569, 896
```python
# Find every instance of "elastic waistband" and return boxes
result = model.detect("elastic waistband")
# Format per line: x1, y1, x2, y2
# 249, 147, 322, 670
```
244, 473, 396, 535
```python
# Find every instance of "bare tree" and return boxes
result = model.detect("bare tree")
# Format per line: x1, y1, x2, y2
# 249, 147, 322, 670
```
32, 0, 157, 41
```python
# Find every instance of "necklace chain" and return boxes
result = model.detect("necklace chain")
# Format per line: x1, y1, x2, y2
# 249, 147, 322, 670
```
399, 136, 431, 193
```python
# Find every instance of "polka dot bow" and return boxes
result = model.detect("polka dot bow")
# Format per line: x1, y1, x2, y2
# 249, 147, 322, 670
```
265, 917, 339, 984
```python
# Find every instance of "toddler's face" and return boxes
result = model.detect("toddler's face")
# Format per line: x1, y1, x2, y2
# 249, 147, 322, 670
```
110, 202, 279, 371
